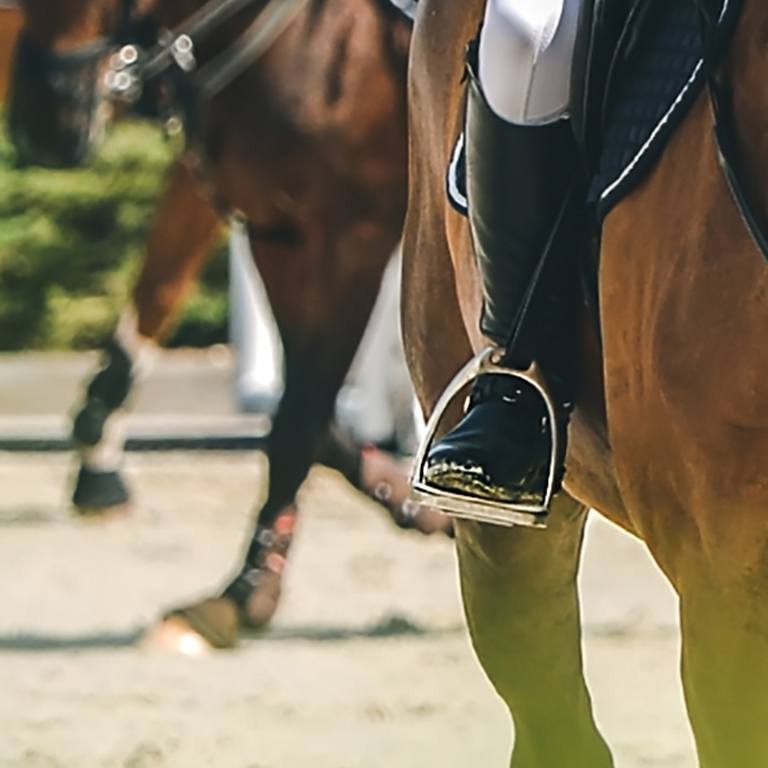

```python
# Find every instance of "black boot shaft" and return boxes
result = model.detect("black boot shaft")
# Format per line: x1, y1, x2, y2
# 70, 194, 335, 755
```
464, 54, 579, 353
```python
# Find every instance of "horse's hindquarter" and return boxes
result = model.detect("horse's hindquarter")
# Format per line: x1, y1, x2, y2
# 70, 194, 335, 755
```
601, 44, 768, 576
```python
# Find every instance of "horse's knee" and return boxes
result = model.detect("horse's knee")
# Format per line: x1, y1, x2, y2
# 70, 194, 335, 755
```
479, 0, 580, 124
456, 499, 588, 669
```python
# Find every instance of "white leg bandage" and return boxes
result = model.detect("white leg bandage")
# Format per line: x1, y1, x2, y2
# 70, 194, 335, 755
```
479, 0, 582, 125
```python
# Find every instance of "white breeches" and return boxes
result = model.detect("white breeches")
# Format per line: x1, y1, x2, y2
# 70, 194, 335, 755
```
479, 0, 582, 125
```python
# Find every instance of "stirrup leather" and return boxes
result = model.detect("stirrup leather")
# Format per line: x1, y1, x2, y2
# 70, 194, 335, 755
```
410, 348, 560, 529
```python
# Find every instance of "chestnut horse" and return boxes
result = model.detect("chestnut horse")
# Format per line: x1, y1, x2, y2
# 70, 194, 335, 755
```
10, 0, 448, 649
0, 2, 21, 103
403, 0, 768, 765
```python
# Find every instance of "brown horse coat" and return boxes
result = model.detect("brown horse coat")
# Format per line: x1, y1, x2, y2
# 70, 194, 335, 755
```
0, 3, 21, 104
11, 0, 436, 644
403, 0, 768, 764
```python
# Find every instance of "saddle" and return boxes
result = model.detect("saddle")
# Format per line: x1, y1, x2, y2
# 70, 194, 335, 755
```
581, 0, 741, 221
570, 0, 642, 173
448, 0, 741, 224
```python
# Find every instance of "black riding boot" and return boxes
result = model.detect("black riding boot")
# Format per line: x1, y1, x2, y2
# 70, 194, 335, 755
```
422, 47, 579, 515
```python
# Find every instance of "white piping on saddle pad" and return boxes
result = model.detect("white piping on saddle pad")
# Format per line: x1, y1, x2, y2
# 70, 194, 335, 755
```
389, 0, 418, 21
600, 0, 732, 205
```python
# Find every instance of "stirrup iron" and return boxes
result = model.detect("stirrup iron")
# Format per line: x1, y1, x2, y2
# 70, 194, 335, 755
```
410, 348, 560, 529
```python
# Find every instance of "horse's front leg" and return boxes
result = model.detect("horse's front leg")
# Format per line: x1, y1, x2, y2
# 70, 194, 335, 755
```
71, 157, 222, 513
458, 497, 614, 768
678, 551, 768, 767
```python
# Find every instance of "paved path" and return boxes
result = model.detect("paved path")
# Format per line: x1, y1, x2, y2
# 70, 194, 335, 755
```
0, 349, 271, 447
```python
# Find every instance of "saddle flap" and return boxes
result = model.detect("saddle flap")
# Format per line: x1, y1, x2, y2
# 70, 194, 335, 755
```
570, 0, 650, 171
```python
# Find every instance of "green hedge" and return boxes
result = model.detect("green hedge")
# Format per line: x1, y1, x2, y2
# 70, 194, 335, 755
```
0, 117, 228, 350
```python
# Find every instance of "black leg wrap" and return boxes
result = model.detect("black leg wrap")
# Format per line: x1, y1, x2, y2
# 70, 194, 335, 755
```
72, 339, 133, 447
222, 507, 296, 610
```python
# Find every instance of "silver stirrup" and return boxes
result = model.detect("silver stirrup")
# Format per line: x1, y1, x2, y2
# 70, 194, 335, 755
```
410, 347, 560, 529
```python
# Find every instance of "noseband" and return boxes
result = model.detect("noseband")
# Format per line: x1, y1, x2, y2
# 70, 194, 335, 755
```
14, 0, 140, 101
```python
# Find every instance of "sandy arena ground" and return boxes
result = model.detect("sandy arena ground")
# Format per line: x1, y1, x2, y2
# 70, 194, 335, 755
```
0, 450, 698, 768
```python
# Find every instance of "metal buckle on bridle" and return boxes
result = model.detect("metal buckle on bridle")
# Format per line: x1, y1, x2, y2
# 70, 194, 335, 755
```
105, 29, 196, 104
105, 43, 143, 102
171, 34, 197, 73
409, 347, 559, 529
104, 0, 310, 108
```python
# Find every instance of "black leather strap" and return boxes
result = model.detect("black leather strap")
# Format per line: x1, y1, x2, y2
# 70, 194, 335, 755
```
696, 0, 768, 260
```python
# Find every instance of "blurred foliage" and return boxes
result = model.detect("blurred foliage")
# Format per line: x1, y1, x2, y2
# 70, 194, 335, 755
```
0, 116, 228, 350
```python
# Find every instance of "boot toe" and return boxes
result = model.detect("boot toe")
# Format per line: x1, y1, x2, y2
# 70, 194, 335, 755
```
423, 398, 551, 505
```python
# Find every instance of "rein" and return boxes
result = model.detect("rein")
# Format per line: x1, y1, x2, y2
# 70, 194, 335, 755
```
696, 0, 768, 260
109, 0, 311, 105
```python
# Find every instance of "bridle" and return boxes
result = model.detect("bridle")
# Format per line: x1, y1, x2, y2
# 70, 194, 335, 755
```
13, 0, 142, 107
15, 0, 310, 135
107, 0, 311, 109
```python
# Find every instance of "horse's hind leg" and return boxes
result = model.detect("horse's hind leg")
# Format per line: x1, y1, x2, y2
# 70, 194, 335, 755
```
71, 157, 222, 513
457, 501, 614, 768
151, 216, 400, 646
225, 222, 397, 626
677, 555, 768, 766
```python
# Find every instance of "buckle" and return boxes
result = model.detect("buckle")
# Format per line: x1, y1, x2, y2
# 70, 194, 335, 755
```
409, 347, 559, 529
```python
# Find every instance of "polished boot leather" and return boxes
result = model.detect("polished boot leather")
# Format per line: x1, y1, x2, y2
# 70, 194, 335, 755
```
465, 45, 579, 359
426, 376, 551, 505
423, 45, 579, 511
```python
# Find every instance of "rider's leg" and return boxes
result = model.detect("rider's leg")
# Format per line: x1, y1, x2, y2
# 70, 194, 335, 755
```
423, 0, 582, 512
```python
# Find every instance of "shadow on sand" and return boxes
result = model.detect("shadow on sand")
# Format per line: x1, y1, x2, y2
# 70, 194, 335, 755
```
0, 615, 464, 652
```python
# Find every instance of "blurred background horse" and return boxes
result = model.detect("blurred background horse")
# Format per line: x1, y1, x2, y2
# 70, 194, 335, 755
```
9, 0, 448, 650
0, 2, 21, 104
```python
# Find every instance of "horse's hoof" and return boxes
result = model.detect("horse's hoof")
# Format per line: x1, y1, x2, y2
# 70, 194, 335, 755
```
158, 598, 241, 650
139, 615, 213, 656
71, 465, 132, 517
